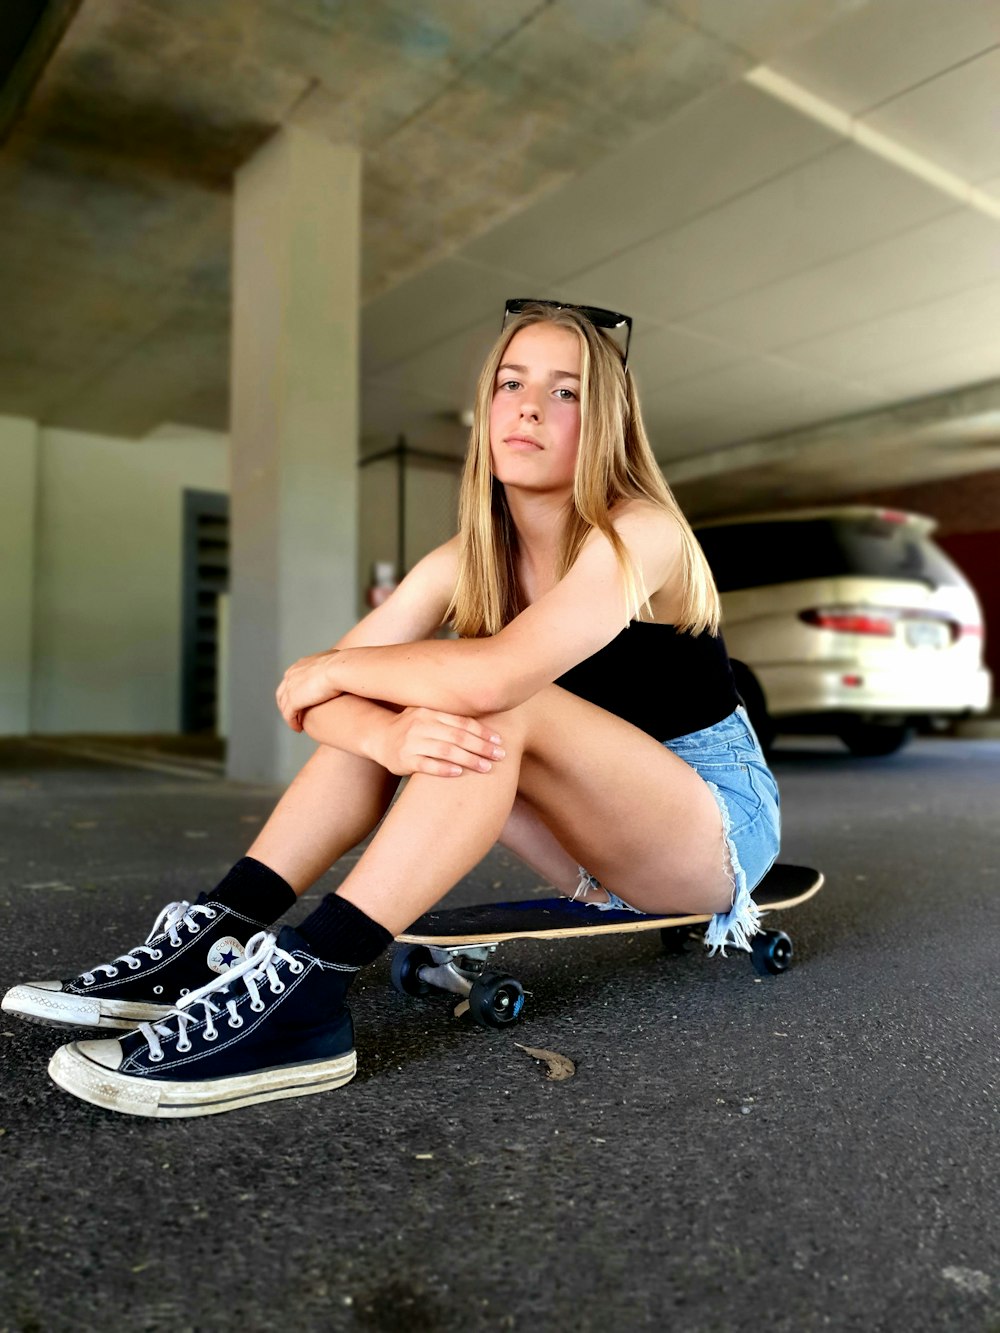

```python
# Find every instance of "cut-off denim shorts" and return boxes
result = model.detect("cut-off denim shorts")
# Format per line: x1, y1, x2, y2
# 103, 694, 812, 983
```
576, 705, 781, 955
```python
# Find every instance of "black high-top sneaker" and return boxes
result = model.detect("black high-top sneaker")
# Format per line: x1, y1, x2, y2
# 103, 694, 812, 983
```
2, 898, 263, 1030
47, 926, 357, 1118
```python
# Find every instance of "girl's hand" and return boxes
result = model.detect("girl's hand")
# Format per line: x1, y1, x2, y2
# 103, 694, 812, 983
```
276, 651, 343, 731
376, 707, 505, 778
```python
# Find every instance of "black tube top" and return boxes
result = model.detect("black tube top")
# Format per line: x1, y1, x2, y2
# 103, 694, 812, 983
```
554, 622, 739, 741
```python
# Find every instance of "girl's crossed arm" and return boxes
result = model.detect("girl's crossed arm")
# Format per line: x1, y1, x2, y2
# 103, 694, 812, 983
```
278, 504, 681, 726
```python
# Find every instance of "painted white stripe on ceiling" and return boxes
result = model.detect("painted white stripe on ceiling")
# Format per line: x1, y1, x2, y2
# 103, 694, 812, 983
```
746, 65, 1000, 222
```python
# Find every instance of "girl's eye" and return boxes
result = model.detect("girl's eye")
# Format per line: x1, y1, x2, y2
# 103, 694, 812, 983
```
495, 380, 576, 399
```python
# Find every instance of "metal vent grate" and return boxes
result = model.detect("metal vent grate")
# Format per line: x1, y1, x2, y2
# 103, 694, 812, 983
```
181, 490, 229, 734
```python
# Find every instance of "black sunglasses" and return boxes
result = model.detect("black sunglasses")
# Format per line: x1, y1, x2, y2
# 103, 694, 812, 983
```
501, 298, 633, 369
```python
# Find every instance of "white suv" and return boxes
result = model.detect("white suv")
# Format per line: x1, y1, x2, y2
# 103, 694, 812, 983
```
694, 506, 991, 756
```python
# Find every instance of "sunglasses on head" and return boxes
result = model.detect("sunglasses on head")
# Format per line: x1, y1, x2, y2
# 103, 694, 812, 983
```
501, 298, 633, 369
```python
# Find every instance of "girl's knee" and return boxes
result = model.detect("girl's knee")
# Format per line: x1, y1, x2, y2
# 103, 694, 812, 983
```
477, 702, 530, 745
478, 683, 567, 752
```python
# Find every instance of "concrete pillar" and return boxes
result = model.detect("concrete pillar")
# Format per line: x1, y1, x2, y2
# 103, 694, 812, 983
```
227, 125, 361, 784
0, 415, 38, 735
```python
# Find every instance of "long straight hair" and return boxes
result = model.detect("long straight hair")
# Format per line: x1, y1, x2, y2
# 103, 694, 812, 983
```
447, 303, 721, 639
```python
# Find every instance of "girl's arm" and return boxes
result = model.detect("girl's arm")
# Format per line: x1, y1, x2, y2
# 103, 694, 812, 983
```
288, 504, 682, 719
291, 539, 457, 759
330, 537, 459, 653
300, 693, 398, 759
291, 539, 506, 776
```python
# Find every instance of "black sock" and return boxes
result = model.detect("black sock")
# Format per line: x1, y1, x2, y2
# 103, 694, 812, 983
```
296, 893, 393, 968
202, 856, 297, 925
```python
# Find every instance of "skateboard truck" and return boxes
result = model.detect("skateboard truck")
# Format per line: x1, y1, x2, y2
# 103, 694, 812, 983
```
391, 943, 527, 1028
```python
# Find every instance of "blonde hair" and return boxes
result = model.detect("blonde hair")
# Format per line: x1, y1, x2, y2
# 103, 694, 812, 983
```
447, 302, 720, 639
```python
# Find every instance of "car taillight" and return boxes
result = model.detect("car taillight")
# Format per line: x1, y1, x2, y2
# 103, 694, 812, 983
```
800, 607, 896, 636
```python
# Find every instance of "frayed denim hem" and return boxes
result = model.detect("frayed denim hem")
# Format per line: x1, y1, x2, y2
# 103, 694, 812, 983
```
700, 777, 762, 957
572, 866, 646, 914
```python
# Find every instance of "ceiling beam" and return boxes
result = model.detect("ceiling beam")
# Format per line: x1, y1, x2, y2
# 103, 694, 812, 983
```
0, 0, 81, 148
669, 378, 1000, 517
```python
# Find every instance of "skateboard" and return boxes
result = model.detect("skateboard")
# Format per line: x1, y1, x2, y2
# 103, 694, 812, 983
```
391, 862, 823, 1028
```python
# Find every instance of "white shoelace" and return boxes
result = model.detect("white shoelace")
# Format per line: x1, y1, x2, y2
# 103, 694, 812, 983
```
80, 900, 218, 984
136, 930, 303, 1063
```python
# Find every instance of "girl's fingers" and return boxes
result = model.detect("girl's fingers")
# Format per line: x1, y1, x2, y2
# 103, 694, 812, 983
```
437, 726, 504, 760
437, 713, 501, 746
422, 742, 491, 772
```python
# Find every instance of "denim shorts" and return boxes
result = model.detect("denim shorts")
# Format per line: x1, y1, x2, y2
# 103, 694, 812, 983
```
664, 705, 781, 952
577, 706, 781, 954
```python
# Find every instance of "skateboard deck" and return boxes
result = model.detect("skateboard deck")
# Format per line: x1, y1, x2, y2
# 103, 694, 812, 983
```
400, 862, 822, 946
392, 862, 823, 1027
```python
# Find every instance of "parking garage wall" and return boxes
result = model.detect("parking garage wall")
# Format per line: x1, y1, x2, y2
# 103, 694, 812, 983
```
845, 468, 1000, 700
0, 416, 38, 734
28, 425, 228, 735
3, 419, 455, 739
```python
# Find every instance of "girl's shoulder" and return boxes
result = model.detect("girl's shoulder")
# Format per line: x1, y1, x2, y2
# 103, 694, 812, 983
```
609, 495, 673, 521
390, 534, 462, 612
431, 532, 462, 568
425, 535, 463, 601
608, 497, 682, 543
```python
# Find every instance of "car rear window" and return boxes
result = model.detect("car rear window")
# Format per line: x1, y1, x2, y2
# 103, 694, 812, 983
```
694, 517, 963, 592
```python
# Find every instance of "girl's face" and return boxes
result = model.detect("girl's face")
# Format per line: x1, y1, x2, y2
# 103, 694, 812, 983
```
489, 322, 582, 496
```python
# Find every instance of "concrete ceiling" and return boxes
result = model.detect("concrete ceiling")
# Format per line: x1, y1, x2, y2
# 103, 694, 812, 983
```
1, 0, 999, 517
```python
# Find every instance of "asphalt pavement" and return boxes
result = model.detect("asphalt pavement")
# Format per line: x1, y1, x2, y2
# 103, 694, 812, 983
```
0, 734, 997, 1333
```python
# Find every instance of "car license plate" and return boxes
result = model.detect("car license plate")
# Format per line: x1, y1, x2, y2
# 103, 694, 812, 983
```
905, 620, 949, 649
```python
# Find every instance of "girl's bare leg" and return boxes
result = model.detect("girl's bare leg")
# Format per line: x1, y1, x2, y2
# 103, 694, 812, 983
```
337, 684, 733, 934
497, 794, 579, 893
497, 795, 610, 904
246, 742, 399, 894
243, 710, 584, 904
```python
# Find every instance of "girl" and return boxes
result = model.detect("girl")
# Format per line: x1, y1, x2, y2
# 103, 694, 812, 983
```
4, 300, 780, 1117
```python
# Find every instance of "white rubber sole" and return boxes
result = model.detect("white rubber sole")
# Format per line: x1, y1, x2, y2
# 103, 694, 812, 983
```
48, 1042, 358, 1118
2, 985, 174, 1030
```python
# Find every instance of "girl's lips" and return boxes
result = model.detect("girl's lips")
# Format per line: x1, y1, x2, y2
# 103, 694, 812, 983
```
505, 436, 542, 450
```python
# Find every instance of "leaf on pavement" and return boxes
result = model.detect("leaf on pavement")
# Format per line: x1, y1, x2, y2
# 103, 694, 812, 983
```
515, 1043, 575, 1081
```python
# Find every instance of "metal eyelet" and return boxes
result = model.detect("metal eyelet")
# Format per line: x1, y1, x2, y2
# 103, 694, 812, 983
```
106, 968, 119, 978
176, 1040, 192, 1053
269, 981, 285, 995
228, 1015, 244, 1029
150, 949, 163, 961
250, 999, 265, 1012
202, 1029, 218, 1042
205, 908, 217, 919
148, 1050, 164, 1063
153, 986, 164, 995
179, 988, 189, 997
289, 962, 304, 975
127, 960, 141, 971
189, 924, 200, 934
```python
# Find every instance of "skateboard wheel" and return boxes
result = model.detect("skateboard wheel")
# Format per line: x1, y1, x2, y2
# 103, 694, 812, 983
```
467, 972, 525, 1029
751, 929, 793, 976
390, 945, 434, 997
